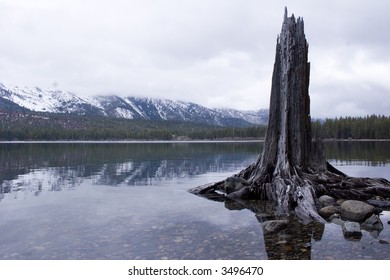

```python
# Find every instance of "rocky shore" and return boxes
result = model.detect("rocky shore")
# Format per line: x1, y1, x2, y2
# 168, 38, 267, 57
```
318, 195, 389, 241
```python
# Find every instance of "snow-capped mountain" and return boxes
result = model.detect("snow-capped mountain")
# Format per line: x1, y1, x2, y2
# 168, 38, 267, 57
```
0, 83, 268, 127
0, 83, 102, 115
214, 108, 269, 125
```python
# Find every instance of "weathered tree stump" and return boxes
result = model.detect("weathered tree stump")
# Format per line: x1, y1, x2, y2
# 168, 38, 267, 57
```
190, 8, 390, 223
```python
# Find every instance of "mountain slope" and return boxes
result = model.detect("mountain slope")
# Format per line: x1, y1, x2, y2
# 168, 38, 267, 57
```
0, 83, 268, 127
0, 83, 103, 115
214, 108, 269, 125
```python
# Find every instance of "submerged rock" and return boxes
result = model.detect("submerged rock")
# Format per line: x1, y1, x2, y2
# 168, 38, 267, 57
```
340, 200, 375, 222
342, 221, 362, 240
361, 214, 384, 232
262, 220, 289, 235
331, 217, 345, 226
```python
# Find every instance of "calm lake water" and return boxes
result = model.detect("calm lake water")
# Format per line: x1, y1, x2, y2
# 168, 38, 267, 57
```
0, 141, 389, 260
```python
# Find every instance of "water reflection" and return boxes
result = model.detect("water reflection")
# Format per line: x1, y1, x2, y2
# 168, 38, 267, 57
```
2, 141, 390, 200
0, 141, 389, 260
213, 196, 389, 260
325, 141, 390, 166
0, 167, 82, 200
0, 142, 261, 200
261, 218, 324, 260
221, 198, 325, 259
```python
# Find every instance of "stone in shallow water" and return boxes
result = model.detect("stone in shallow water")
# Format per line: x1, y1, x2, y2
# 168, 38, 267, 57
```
342, 221, 362, 240
262, 220, 289, 235
331, 217, 345, 226
361, 214, 383, 232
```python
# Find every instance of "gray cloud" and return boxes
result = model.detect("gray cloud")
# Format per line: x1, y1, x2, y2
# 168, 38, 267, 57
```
0, 0, 389, 117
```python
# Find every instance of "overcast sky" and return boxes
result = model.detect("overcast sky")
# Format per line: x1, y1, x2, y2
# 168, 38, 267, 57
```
0, 0, 389, 118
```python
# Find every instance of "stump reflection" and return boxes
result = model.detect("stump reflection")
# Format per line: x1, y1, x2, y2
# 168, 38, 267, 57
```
223, 198, 325, 259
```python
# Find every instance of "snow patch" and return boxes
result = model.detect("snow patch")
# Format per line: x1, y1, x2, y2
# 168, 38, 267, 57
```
115, 107, 134, 119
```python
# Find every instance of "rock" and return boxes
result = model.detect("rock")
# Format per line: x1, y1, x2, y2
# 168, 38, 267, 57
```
319, 205, 339, 219
342, 221, 362, 239
340, 200, 375, 222
367, 199, 390, 208
329, 213, 340, 219
370, 230, 380, 239
224, 200, 246, 210
361, 214, 383, 232
331, 217, 345, 226
318, 195, 336, 206
336, 199, 346, 206
262, 220, 289, 235
224, 177, 250, 194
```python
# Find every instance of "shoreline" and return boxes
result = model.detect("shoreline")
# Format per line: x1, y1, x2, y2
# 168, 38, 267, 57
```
322, 138, 390, 142
0, 139, 265, 144
1, 138, 390, 144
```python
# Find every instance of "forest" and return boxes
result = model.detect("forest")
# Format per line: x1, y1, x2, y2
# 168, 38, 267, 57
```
0, 111, 389, 141
312, 115, 390, 139
0, 111, 265, 141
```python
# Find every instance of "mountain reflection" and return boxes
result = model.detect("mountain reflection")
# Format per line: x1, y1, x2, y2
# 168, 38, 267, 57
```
1, 141, 390, 260
1, 141, 390, 202
0, 142, 261, 200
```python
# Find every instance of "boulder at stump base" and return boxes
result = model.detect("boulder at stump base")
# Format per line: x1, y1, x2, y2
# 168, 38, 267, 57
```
319, 205, 339, 219
318, 195, 336, 206
340, 200, 375, 222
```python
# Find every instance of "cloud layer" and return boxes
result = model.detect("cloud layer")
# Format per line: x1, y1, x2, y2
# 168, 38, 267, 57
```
0, 0, 389, 117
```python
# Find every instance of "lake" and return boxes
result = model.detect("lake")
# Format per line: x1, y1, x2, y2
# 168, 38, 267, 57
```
0, 141, 389, 260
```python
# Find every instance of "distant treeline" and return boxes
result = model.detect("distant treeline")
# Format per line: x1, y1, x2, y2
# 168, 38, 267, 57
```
1, 111, 389, 141
312, 115, 390, 139
0, 111, 266, 141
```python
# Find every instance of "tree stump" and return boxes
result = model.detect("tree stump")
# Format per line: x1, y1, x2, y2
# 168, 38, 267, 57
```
189, 8, 390, 223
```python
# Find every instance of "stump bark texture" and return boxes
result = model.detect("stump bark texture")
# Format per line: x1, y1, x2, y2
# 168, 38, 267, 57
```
190, 9, 390, 223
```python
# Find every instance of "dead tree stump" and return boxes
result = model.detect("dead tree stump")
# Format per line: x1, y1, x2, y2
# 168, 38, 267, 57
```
190, 8, 390, 223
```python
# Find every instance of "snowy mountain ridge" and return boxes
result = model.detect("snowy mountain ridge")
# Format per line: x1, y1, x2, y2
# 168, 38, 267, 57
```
0, 83, 268, 127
